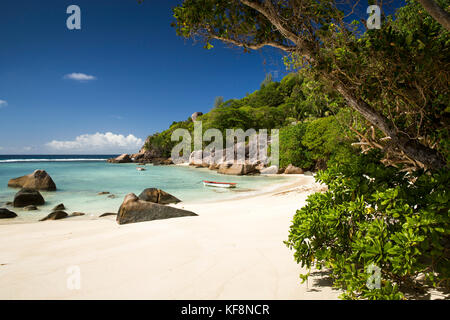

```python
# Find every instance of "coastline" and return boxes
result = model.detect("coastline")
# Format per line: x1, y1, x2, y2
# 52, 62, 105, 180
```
0, 174, 340, 299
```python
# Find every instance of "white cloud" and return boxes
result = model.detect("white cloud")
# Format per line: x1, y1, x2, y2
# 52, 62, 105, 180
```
63, 73, 96, 81
0, 100, 8, 108
46, 132, 143, 153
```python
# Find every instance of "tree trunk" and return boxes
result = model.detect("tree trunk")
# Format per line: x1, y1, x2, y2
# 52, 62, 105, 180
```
334, 82, 445, 169
417, 0, 450, 31
237, 0, 446, 170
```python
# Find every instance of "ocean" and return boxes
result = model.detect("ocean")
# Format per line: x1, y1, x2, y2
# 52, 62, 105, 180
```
0, 155, 289, 223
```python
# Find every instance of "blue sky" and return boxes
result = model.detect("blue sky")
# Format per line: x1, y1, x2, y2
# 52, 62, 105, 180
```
0, 0, 405, 154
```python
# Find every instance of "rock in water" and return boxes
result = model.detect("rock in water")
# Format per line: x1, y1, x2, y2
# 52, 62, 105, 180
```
8, 170, 56, 191
0, 208, 17, 219
52, 203, 65, 211
23, 205, 38, 211
138, 188, 181, 204
284, 164, 304, 174
13, 188, 45, 207
107, 154, 132, 163
40, 211, 68, 221
117, 193, 197, 225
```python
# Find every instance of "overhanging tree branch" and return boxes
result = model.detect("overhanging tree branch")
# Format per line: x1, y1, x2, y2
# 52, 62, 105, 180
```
235, 0, 445, 169
173, 0, 447, 170
209, 33, 297, 52
239, 0, 314, 60
417, 0, 450, 31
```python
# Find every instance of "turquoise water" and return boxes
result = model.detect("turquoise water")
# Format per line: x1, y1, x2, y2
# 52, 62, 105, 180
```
0, 157, 289, 223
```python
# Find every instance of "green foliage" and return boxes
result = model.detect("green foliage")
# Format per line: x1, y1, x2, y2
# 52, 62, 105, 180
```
286, 151, 450, 299
302, 114, 358, 167
279, 113, 358, 169
143, 119, 194, 158
279, 123, 314, 169
143, 71, 341, 158
310, 0, 450, 164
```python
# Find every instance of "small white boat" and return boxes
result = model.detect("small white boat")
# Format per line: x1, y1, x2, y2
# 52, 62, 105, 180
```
137, 167, 146, 171
203, 180, 237, 188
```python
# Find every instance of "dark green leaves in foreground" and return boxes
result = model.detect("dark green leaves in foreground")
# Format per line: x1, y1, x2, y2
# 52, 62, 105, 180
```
285, 151, 450, 299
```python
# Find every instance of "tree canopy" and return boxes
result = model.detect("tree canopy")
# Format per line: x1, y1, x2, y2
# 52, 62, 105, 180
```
172, 0, 449, 171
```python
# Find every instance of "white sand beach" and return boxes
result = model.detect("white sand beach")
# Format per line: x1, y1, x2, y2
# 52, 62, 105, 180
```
0, 175, 340, 300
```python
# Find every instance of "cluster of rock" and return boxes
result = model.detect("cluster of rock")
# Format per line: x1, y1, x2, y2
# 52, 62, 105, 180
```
97, 188, 187, 224
106, 152, 173, 165
1, 169, 195, 225
116, 190, 196, 225
1, 170, 85, 221
186, 146, 308, 176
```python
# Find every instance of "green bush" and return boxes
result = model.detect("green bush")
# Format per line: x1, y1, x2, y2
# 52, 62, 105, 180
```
279, 114, 358, 170
302, 115, 358, 167
279, 123, 314, 169
285, 151, 450, 299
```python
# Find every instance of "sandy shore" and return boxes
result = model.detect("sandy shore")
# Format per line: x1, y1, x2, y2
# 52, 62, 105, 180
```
0, 175, 340, 299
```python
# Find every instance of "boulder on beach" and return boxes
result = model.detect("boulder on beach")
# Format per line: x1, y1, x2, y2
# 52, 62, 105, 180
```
13, 188, 45, 208
208, 163, 220, 170
40, 211, 68, 221
260, 165, 279, 175
117, 193, 197, 225
8, 170, 56, 191
218, 163, 257, 176
138, 188, 181, 205
0, 208, 17, 219
98, 192, 110, 195
52, 203, 65, 211
284, 164, 304, 174
189, 150, 204, 166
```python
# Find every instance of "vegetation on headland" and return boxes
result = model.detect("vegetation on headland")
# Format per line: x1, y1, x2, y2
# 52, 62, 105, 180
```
145, 0, 450, 299
143, 70, 357, 169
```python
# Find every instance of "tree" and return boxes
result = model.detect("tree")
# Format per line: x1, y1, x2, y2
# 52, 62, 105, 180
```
417, 0, 450, 30
172, 0, 448, 170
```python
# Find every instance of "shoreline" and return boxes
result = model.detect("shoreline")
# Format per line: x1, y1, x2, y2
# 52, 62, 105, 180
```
0, 174, 340, 299
0, 164, 306, 225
